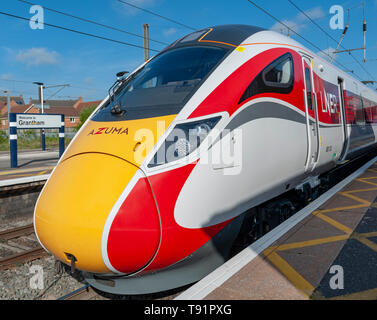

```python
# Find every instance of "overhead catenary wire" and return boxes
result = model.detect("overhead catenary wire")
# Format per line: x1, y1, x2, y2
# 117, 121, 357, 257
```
0, 78, 35, 84
17, 0, 168, 46
334, 9, 350, 55
44, 85, 70, 100
278, 11, 333, 36
0, 79, 102, 101
340, 58, 377, 65
0, 10, 160, 52
117, 0, 196, 31
245, 0, 363, 81
287, 0, 376, 84
0, 78, 100, 92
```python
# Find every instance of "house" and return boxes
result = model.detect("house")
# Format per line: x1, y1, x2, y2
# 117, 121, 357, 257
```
0, 94, 25, 107
0, 96, 102, 130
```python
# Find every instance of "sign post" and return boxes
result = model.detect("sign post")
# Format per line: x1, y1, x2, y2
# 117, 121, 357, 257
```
9, 113, 65, 168
59, 114, 65, 158
9, 113, 17, 169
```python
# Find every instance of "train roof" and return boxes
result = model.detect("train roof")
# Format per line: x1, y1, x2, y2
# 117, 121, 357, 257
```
165, 24, 265, 51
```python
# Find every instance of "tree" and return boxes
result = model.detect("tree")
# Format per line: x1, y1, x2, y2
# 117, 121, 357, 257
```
76, 105, 97, 131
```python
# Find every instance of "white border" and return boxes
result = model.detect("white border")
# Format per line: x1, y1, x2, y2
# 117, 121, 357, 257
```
100, 170, 144, 274
0, 174, 49, 187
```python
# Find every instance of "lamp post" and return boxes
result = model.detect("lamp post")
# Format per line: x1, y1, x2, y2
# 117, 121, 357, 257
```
33, 82, 46, 151
3, 90, 10, 135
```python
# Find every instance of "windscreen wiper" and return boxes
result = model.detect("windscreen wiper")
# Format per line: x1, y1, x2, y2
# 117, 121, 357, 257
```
109, 71, 128, 115
109, 67, 145, 114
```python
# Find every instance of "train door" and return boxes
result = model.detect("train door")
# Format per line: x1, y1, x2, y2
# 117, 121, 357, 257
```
302, 56, 320, 172
338, 78, 349, 161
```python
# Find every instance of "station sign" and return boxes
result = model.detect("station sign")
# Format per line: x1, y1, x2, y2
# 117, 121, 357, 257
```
16, 114, 61, 129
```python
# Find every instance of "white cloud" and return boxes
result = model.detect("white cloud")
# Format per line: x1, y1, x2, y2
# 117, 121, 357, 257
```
271, 19, 301, 35
113, 0, 156, 16
163, 27, 177, 37
271, 6, 325, 35
297, 7, 325, 23
1, 73, 13, 80
15, 48, 59, 66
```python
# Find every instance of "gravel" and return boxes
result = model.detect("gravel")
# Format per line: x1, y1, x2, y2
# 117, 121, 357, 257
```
0, 217, 184, 300
0, 216, 87, 300
0, 254, 88, 300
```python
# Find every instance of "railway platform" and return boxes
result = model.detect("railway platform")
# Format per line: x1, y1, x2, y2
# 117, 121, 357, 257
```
176, 156, 377, 300
0, 151, 53, 222
0, 149, 57, 181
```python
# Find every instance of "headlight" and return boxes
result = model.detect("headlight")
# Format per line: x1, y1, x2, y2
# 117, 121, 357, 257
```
148, 116, 221, 168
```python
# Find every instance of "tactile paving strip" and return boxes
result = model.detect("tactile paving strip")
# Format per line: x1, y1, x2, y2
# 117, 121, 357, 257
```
261, 162, 377, 299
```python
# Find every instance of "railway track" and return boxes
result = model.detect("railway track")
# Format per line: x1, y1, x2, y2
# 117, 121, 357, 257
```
0, 223, 47, 271
57, 283, 183, 300
0, 224, 35, 241
57, 284, 103, 300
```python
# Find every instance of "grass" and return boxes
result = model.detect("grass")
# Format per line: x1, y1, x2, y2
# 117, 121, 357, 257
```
0, 130, 73, 152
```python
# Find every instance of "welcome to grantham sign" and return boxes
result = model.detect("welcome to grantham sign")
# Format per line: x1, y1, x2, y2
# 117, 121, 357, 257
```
16, 114, 61, 129
9, 113, 65, 168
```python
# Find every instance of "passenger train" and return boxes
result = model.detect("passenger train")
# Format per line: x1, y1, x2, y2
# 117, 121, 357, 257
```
34, 25, 377, 294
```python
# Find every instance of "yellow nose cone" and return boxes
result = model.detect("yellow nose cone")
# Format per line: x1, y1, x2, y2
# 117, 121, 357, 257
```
34, 153, 138, 273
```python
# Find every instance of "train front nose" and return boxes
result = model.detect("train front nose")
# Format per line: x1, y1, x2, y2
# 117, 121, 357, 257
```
34, 152, 159, 274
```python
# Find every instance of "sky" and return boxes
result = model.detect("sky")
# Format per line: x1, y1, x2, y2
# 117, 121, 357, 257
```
0, 0, 377, 102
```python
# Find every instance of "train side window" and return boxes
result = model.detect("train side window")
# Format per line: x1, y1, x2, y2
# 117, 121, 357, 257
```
239, 53, 294, 104
304, 68, 313, 110
363, 98, 371, 123
356, 96, 365, 125
262, 55, 293, 86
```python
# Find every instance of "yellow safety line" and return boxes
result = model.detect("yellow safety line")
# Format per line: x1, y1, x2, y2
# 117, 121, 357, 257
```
357, 231, 377, 238
355, 179, 377, 186
345, 187, 377, 194
263, 246, 277, 256
271, 234, 349, 251
265, 251, 314, 297
2, 172, 46, 179
312, 204, 368, 214
330, 287, 377, 300
0, 166, 54, 176
313, 212, 353, 234
352, 233, 377, 252
357, 176, 377, 180
338, 192, 372, 205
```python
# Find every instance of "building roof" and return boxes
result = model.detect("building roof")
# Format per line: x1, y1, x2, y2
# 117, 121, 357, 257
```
1, 98, 102, 118
75, 100, 102, 113
1, 104, 35, 116
29, 99, 80, 108
0, 95, 25, 105
1, 105, 79, 118
45, 107, 79, 117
